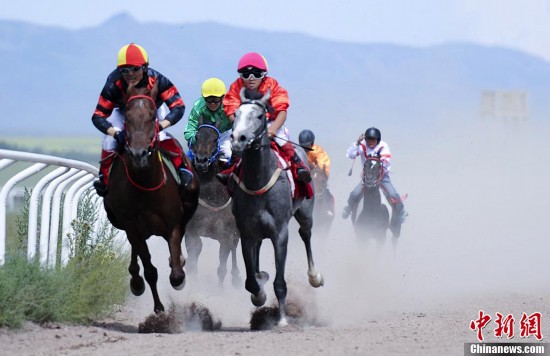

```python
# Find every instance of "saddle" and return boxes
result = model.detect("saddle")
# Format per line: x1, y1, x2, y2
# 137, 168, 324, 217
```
222, 142, 313, 199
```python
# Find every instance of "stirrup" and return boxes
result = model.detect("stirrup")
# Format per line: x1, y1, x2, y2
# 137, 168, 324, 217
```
178, 168, 193, 188
93, 179, 108, 197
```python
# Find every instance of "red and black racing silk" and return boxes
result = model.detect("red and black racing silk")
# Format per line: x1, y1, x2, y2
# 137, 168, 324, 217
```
91, 68, 185, 134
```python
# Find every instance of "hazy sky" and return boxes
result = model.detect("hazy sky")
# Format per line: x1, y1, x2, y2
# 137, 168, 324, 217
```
3, 0, 550, 60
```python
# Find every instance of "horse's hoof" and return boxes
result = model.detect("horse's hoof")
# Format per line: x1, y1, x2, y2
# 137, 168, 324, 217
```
308, 272, 324, 288
130, 277, 146, 296
170, 273, 186, 290
278, 317, 289, 327
154, 304, 165, 314
251, 290, 266, 307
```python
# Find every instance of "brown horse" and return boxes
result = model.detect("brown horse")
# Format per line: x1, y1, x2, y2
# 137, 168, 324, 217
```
102, 83, 199, 314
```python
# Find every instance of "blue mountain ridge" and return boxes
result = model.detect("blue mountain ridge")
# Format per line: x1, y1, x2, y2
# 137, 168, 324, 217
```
1, 12, 549, 140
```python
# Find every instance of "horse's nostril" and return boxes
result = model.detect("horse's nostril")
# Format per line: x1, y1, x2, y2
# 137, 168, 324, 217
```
239, 135, 247, 142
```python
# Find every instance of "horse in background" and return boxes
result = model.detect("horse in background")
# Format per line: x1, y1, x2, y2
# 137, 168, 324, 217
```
102, 82, 199, 314
229, 88, 324, 327
351, 155, 390, 247
185, 120, 241, 287
310, 165, 334, 237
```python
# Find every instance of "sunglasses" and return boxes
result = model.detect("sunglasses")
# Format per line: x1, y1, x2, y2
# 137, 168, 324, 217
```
239, 69, 266, 80
119, 66, 142, 74
204, 97, 222, 104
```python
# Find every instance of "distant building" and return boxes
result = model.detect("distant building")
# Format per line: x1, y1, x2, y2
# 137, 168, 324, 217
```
480, 90, 529, 121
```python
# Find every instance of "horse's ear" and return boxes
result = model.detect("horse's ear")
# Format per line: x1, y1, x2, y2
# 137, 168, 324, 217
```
149, 81, 159, 101
239, 87, 246, 101
215, 117, 222, 128
261, 88, 271, 104
198, 114, 204, 126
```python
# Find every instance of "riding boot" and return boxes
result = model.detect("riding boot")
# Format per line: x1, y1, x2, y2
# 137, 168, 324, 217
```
216, 172, 231, 185
291, 153, 312, 183
93, 173, 108, 197
93, 149, 112, 197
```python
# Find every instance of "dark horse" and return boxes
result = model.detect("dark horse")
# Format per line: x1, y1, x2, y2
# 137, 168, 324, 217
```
351, 155, 390, 246
229, 89, 324, 327
310, 165, 334, 236
185, 121, 241, 287
102, 83, 199, 314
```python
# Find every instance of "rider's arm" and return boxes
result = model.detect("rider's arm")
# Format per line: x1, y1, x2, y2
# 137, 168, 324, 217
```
156, 72, 185, 126
183, 108, 200, 144
267, 111, 286, 138
345, 141, 361, 159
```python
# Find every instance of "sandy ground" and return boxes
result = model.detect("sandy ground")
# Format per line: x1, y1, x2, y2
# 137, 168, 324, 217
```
1, 118, 549, 355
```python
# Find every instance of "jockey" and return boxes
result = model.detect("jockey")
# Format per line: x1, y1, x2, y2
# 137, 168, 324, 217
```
219, 52, 311, 184
299, 129, 335, 216
184, 77, 233, 166
91, 43, 193, 197
342, 127, 408, 223
298, 129, 331, 176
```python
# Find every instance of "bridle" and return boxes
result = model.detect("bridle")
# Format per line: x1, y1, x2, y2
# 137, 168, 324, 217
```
239, 99, 269, 150
191, 124, 221, 168
362, 156, 386, 188
120, 94, 166, 191
125, 94, 161, 154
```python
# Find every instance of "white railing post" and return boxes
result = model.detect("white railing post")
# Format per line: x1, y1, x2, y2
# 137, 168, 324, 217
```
0, 149, 101, 267
0, 163, 48, 265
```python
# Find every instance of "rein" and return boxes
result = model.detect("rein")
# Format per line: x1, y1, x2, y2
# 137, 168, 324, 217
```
119, 145, 167, 191
232, 167, 283, 195
198, 197, 232, 211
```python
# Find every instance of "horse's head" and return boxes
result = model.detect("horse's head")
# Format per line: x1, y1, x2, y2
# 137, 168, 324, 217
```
191, 124, 221, 172
231, 88, 271, 154
123, 83, 159, 167
362, 155, 385, 189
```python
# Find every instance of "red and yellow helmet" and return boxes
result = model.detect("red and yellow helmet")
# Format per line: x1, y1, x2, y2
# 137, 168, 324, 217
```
117, 43, 149, 67
237, 52, 268, 71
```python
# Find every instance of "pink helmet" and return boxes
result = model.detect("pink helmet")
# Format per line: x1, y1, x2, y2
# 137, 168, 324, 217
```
237, 52, 268, 71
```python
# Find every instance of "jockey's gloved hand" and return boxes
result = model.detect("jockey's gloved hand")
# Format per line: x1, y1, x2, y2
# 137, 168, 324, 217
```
114, 131, 126, 146
357, 133, 365, 144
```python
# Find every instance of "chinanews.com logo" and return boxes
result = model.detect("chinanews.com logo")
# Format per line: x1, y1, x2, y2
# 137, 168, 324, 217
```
465, 310, 548, 355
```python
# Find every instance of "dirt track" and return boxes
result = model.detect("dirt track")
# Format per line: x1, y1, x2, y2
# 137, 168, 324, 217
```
2, 119, 550, 355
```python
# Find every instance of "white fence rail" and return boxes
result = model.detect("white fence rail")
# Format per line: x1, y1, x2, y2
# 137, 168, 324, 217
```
0, 149, 107, 267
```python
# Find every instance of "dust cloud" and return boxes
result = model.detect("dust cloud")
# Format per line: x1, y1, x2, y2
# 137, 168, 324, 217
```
119, 114, 550, 330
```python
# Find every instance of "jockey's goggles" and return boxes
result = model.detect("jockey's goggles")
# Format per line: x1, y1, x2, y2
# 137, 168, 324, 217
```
204, 96, 222, 104
119, 66, 142, 74
239, 69, 266, 80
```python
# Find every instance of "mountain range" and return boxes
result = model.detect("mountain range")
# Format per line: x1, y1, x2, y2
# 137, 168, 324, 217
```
1, 12, 549, 143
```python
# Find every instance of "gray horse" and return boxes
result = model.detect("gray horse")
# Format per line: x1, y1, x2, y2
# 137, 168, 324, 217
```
185, 122, 241, 287
229, 88, 324, 327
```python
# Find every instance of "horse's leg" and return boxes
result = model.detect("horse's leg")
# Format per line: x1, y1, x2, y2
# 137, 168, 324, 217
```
294, 208, 324, 288
184, 233, 202, 277
128, 234, 164, 313
128, 246, 145, 296
229, 236, 241, 288
167, 226, 186, 290
217, 239, 230, 287
272, 227, 289, 327
241, 237, 267, 307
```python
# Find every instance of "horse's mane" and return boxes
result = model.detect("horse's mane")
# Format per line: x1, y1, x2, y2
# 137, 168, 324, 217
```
243, 89, 275, 114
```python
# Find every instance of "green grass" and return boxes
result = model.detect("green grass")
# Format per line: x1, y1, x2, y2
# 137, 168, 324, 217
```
0, 136, 100, 154
0, 191, 129, 328
0, 136, 101, 163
